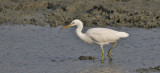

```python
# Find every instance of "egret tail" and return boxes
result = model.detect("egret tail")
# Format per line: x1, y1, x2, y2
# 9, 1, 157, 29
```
117, 32, 129, 38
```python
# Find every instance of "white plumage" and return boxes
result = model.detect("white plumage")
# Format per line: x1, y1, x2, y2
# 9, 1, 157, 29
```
85, 28, 129, 45
62, 19, 129, 61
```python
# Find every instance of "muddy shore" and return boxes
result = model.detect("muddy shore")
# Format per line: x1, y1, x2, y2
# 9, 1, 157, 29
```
0, 0, 160, 28
136, 65, 160, 73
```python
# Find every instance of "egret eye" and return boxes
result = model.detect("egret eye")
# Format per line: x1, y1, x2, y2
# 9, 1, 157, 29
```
72, 22, 75, 24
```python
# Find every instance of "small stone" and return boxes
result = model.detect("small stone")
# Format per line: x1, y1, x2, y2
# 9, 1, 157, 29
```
79, 56, 96, 60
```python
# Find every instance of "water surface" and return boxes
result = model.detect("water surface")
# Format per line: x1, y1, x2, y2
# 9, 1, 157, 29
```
0, 25, 160, 73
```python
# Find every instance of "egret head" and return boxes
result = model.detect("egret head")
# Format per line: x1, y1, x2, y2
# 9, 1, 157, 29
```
61, 19, 83, 30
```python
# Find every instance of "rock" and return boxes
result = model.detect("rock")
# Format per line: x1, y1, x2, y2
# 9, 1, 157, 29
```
79, 56, 96, 60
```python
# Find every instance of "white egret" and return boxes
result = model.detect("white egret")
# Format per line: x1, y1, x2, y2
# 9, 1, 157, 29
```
61, 19, 129, 61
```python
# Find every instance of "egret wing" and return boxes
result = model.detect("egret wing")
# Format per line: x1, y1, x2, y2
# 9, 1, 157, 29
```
86, 28, 120, 43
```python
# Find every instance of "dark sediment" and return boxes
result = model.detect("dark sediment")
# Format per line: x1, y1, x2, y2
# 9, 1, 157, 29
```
0, 0, 160, 28
136, 65, 160, 73
79, 56, 96, 60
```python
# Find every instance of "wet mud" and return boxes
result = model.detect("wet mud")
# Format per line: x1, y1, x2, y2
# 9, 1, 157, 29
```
0, 25, 160, 73
0, 0, 160, 28
136, 65, 160, 73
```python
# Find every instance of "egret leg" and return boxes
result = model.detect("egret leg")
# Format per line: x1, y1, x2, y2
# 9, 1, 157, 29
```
108, 41, 117, 61
100, 45, 104, 61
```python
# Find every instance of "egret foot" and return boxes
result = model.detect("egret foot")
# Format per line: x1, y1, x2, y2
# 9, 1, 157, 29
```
107, 41, 117, 62
108, 50, 112, 62
101, 45, 104, 61
102, 50, 104, 61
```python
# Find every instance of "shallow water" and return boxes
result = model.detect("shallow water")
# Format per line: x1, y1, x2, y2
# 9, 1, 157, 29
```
0, 25, 160, 73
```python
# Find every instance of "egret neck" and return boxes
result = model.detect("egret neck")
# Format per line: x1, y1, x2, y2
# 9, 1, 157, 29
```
75, 22, 85, 41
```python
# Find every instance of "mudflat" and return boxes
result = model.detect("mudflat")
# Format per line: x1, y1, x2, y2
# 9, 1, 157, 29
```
0, 0, 160, 28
